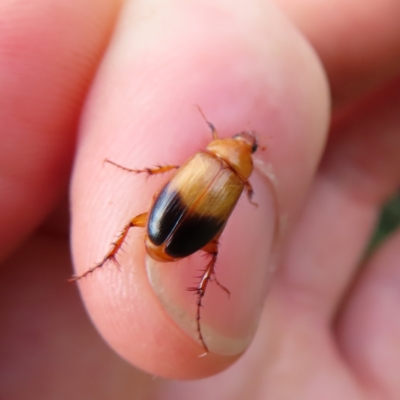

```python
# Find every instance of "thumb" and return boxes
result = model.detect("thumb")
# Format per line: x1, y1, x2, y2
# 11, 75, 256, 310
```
71, 0, 329, 379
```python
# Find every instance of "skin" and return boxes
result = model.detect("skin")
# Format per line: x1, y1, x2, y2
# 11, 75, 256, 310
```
1, 0, 400, 398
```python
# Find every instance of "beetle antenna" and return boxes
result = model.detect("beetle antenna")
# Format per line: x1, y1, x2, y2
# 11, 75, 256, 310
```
195, 105, 218, 140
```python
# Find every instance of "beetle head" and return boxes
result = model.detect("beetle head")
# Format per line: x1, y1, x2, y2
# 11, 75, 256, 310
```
232, 131, 258, 153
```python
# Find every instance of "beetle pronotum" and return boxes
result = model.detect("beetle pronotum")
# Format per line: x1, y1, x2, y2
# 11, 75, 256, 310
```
71, 108, 259, 353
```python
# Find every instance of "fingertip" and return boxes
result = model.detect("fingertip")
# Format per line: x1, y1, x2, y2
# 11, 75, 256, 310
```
71, 0, 329, 378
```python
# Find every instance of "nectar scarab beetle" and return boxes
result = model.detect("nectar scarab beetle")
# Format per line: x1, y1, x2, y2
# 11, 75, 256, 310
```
71, 107, 259, 354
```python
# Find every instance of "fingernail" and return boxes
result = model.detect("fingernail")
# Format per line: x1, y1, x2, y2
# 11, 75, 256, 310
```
146, 171, 277, 356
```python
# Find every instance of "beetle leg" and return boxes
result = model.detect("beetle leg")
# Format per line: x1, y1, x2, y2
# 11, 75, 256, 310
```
195, 105, 218, 140
104, 159, 179, 176
187, 238, 229, 353
202, 239, 230, 296
69, 212, 148, 282
244, 180, 258, 207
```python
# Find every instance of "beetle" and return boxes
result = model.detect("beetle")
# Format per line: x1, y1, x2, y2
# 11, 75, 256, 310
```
71, 108, 259, 353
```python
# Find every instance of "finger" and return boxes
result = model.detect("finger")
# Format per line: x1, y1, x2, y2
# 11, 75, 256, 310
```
0, 0, 121, 261
275, 77, 400, 320
71, 0, 329, 378
0, 233, 154, 398
274, 0, 400, 105
336, 229, 400, 398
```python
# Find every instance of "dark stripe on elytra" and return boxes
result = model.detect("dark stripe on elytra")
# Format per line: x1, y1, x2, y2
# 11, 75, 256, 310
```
148, 183, 186, 246
148, 184, 224, 258
165, 214, 224, 258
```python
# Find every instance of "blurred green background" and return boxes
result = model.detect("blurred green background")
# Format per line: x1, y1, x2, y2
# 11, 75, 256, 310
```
369, 192, 400, 251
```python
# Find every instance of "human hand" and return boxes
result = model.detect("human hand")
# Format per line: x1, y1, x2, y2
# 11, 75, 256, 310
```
1, 0, 400, 398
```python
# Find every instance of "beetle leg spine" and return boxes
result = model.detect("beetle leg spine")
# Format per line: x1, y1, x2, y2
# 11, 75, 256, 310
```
186, 236, 230, 353
69, 212, 148, 282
